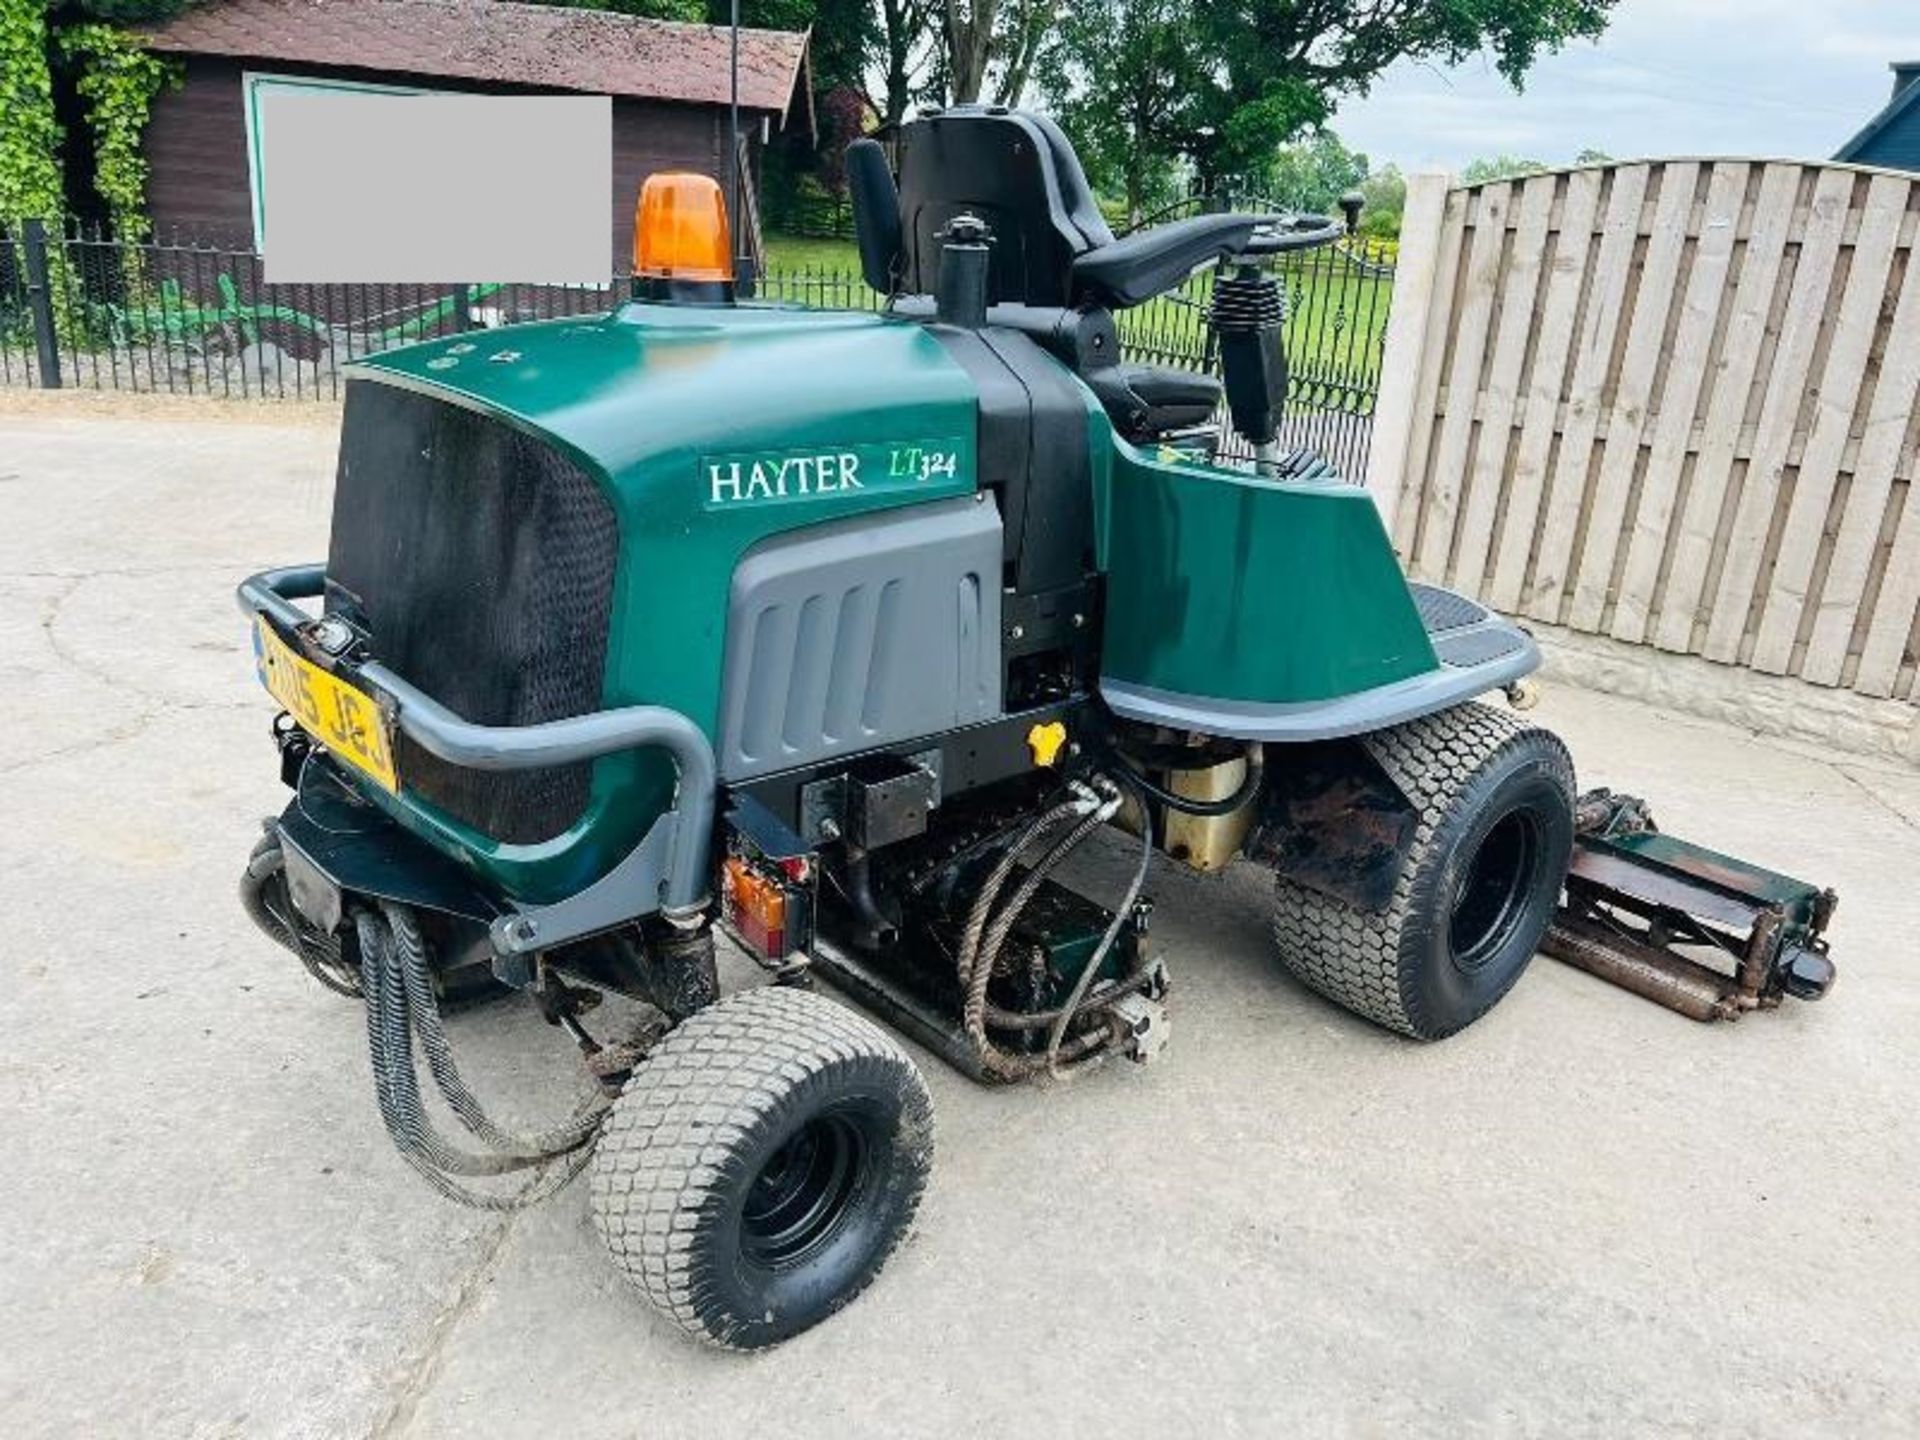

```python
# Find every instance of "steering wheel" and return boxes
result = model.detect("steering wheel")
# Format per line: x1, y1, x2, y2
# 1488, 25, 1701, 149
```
1238, 213, 1345, 257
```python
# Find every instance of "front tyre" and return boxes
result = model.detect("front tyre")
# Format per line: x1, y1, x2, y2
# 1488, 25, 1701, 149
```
589, 986, 934, 1349
241, 834, 360, 997
1271, 702, 1574, 1039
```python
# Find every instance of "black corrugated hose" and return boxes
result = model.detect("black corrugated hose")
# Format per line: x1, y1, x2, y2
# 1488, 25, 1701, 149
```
354, 902, 605, 1210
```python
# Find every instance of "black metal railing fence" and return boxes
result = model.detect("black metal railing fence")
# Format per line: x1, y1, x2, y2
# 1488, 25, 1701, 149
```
3, 215, 1392, 475
0, 220, 621, 401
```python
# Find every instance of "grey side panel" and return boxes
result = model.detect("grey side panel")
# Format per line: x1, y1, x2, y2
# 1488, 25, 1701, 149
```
1101, 585, 1539, 743
717, 496, 1004, 781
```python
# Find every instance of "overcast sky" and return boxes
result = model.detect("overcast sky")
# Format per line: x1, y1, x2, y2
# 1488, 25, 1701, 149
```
1328, 0, 1920, 173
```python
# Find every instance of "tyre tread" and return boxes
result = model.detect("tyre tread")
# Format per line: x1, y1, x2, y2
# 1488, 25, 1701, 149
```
1270, 701, 1573, 1038
588, 985, 932, 1349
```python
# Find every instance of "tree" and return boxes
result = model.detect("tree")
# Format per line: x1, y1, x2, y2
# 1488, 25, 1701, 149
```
989, 0, 1054, 105
1458, 155, 1548, 185
1, 0, 65, 229
1457, 150, 1610, 186
1357, 162, 1404, 238
942, 0, 994, 102
57, 23, 180, 238
929, 0, 1059, 106
1267, 130, 1368, 210
797, 0, 876, 93
876, 0, 930, 124
1044, 0, 1619, 217
699, 0, 874, 91
1041, 0, 1198, 221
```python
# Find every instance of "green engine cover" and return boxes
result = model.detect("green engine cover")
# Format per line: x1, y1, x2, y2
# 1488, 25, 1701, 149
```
345, 301, 979, 902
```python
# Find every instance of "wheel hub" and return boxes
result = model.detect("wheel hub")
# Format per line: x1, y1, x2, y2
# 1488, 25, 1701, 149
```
1450, 809, 1541, 973
740, 1111, 870, 1268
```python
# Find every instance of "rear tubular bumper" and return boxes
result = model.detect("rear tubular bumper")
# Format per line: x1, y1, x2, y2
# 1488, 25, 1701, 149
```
237, 564, 717, 938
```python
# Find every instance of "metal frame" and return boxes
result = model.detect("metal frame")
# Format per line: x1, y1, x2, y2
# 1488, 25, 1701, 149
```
236, 564, 717, 938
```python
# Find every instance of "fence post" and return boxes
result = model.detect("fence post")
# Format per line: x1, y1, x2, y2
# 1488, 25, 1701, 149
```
450, 283, 471, 333
1362, 170, 1450, 544
22, 219, 62, 390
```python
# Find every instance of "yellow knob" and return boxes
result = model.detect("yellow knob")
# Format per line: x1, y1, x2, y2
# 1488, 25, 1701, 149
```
1027, 721, 1068, 767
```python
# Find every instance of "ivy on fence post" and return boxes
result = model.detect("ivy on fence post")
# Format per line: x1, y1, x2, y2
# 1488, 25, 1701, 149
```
0, 0, 75, 347
58, 23, 181, 305
58, 23, 180, 240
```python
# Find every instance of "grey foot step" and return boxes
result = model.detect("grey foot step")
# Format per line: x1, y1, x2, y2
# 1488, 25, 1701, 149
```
1410, 582, 1531, 669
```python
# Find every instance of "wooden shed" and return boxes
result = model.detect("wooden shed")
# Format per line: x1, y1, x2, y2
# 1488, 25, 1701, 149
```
136, 0, 813, 267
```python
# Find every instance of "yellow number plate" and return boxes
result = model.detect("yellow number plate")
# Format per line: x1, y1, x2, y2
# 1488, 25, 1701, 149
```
254, 617, 399, 793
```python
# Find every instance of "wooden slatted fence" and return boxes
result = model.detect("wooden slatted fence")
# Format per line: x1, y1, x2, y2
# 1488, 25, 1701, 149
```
1367, 160, 1920, 706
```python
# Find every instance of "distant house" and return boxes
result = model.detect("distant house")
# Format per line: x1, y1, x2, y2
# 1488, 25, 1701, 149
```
1835, 62, 1920, 170
136, 0, 813, 266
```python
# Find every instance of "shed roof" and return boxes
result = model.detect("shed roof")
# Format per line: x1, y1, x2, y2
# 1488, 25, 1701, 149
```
140, 0, 810, 120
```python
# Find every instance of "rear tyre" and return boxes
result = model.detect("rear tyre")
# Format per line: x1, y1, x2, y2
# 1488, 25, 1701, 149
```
589, 986, 934, 1350
1270, 701, 1574, 1039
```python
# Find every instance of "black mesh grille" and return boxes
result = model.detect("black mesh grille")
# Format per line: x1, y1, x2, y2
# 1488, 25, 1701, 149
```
325, 381, 618, 843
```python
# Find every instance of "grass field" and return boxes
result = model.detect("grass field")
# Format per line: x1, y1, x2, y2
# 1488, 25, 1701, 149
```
1118, 259, 1393, 384
762, 233, 861, 272
758, 229, 1393, 384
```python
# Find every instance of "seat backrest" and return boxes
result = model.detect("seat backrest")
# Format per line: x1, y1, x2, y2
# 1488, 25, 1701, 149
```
895, 106, 1114, 308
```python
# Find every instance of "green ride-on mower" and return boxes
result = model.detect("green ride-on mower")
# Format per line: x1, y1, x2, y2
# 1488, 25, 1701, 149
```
235, 108, 1839, 1349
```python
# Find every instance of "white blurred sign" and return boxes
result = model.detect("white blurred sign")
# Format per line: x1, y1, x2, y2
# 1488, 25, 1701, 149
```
248, 78, 609, 284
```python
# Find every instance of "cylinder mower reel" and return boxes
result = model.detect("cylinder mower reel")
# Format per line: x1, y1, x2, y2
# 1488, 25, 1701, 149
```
229, 106, 1840, 1352
1544, 791, 1837, 1021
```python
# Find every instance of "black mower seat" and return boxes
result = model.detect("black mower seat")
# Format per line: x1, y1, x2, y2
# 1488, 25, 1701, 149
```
858, 107, 1259, 312
848, 111, 1240, 446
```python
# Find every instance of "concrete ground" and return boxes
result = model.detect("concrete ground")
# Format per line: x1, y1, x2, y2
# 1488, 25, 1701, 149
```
2, 397, 1917, 1439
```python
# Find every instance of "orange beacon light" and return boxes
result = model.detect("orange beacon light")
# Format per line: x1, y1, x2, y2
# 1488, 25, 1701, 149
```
632, 172, 734, 297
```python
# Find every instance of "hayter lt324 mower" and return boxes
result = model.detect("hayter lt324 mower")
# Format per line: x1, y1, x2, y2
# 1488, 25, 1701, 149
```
236, 108, 1837, 1349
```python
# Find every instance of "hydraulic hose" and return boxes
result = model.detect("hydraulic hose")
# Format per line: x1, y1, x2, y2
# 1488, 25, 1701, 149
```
1044, 772, 1156, 1079
954, 794, 1092, 993
953, 776, 1162, 1082
962, 797, 1117, 1075
359, 910, 547, 1179
949, 790, 1114, 1081
841, 851, 899, 949
354, 904, 605, 1210
383, 904, 606, 1159
1113, 745, 1264, 817
981, 944, 1160, 1029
